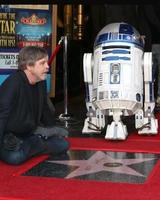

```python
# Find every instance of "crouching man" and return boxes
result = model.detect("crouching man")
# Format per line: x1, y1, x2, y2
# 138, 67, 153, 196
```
0, 46, 70, 165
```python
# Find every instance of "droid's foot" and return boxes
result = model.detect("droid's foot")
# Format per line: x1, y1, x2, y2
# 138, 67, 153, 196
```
82, 118, 102, 134
105, 121, 128, 140
138, 117, 158, 135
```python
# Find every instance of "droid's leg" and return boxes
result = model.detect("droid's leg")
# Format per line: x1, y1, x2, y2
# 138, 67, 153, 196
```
82, 53, 105, 134
82, 106, 105, 133
105, 110, 128, 140
136, 52, 158, 134
135, 108, 158, 134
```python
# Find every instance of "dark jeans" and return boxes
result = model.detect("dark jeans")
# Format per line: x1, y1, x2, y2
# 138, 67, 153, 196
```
0, 134, 70, 165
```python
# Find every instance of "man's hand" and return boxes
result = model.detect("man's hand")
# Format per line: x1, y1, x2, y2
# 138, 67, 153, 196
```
33, 126, 69, 139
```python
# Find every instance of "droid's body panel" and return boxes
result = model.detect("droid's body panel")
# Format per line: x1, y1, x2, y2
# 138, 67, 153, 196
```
83, 22, 158, 140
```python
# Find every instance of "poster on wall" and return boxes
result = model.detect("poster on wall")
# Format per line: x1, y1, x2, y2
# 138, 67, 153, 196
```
0, 5, 52, 74
16, 10, 52, 49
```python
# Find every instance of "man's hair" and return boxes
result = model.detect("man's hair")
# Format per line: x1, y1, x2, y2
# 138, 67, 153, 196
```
18, 46, 48, 70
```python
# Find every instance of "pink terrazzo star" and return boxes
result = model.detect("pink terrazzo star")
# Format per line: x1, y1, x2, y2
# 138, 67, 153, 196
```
47, 151, 157, 179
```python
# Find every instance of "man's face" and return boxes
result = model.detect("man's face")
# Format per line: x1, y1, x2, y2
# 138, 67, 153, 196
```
28, 56, 49, 82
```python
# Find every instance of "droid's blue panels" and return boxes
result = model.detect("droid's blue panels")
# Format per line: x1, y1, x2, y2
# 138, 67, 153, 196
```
94, 23, 144, 48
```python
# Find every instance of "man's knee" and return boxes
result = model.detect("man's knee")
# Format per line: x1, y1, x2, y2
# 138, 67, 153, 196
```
0, 150, 27, 165
45, 137, 70, 154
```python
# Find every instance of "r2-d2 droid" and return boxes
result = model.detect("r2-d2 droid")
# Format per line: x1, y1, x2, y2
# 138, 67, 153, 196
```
83, 22, 158, 140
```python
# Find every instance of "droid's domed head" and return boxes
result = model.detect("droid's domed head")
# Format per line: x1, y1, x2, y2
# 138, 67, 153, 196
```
94, 22, 144, 49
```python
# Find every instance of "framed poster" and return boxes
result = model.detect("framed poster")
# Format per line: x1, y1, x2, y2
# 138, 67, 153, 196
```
0, 5, 57, 96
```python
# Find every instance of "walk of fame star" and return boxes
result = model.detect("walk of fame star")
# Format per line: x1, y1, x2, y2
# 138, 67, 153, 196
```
47, 151, 157, 179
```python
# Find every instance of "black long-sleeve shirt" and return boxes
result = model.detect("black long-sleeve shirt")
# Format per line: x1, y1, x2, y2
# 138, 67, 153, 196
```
0, 70, 55, 145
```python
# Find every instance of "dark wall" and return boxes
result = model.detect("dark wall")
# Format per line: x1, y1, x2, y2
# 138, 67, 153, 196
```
55, 4, 160, 100
86, 4, 160, 51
